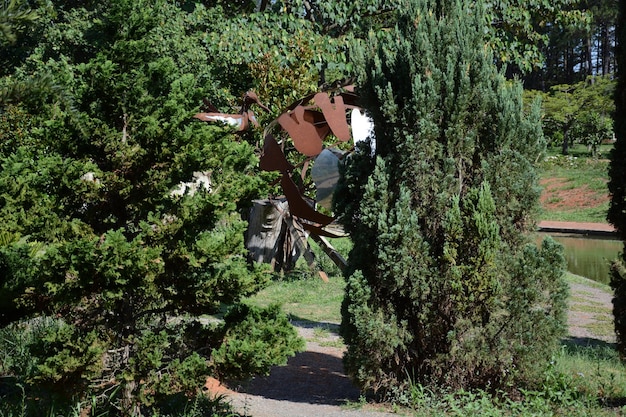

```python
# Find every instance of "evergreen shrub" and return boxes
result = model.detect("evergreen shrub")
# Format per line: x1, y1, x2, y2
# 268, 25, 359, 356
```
608, 0, 626, 362
335, 0, 568, 395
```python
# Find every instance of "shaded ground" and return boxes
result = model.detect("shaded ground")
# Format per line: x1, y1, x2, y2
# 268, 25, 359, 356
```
206, 323, 400, 417
207, 276, 616, 417
206, 182, 617, 416
211, 275, 615, 417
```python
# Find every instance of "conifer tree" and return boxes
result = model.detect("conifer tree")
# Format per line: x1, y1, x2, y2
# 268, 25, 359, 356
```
608, 0, 626, 361
335, 0, 567, 394
0, 2, 304, 414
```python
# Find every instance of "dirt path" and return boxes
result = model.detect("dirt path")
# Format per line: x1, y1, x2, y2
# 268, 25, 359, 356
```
567, 279, 615, 345
209, 323, 399, 417
208, 276, 615, 417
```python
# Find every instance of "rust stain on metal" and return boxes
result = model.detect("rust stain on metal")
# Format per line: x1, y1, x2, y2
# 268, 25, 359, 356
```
278, 107, 325, 156
260, 85, 374, 229
314, 92, 350, 141
260, 134, 294, 172
280, 174, 334, 226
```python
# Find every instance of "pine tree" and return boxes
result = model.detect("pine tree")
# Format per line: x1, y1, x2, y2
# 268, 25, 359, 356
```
335, 0, 567, 394
0, 2, 304, 414
608, 0, 626, 361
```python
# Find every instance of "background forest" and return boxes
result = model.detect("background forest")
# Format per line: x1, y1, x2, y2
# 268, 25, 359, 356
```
0, 0, 620, 416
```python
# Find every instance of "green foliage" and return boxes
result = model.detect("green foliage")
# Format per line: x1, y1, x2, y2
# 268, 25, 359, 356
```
0, 0, 38, 46
275, 0, 591, 76
205, 9, 349, 115
336, 0, 567, 396
609, 0, 626, 364
275, 0, 398, 38
526, 76, 616, 155
487, 0, 591, 75
0, 1, 312, 414
28, 321, 106, 391
611, 259, 626, 361
403, 341, 626, 416
211, 303, 304, 380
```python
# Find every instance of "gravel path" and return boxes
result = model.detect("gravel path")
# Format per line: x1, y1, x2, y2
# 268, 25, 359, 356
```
207, 235, 617, 417
210, 323, 400, 417
567, 280, 615, 344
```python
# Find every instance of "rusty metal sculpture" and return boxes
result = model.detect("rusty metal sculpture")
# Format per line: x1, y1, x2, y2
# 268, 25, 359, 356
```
260, 86, 371, 235
194, 91, 270, 132
194, 85, 375, 279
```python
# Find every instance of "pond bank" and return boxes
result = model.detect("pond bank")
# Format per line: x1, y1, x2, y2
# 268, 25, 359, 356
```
538, 220, 617, 237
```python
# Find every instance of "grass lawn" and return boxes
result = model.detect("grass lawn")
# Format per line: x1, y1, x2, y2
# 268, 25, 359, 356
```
538, 145, 611, 223
249, 275, 345, 324
247, 266, 626, 416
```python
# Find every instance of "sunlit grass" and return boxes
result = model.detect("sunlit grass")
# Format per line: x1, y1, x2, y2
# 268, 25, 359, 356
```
246, 237, 350, 325
538, 152, 610, 223
247, 275, 345, 324
539, 205, 610, 223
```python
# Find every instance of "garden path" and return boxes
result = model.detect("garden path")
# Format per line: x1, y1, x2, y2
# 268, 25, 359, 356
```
208, 273, 615, 417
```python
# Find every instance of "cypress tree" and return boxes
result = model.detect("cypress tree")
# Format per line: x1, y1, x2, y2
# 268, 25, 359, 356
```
608, 0, 626, 361
335, 0, 567, 394
0, 2, 304, 413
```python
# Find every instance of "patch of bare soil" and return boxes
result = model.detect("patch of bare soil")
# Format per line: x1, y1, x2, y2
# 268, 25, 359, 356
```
539, 177, 610, 211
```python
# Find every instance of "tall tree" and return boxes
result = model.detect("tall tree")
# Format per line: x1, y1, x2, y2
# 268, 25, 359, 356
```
525, 0, 618, 90
335, 0, 567, 395
0, 1, 303, 414
591, 0, 618, 75
607, 0, 626, 361
489, 0, 589, 76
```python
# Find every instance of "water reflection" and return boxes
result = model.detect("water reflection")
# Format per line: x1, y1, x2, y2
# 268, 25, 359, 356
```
536, 233, 622, 285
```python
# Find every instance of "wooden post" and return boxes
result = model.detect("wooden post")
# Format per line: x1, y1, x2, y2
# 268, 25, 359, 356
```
246, 199, 300, 272
245, 198, 338, 281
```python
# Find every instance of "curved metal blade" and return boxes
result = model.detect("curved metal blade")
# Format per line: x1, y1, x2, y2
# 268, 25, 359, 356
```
311, 149, 342, 210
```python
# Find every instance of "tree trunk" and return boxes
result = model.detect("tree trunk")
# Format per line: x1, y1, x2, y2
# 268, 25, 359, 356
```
602, 24, 611, 75
245, 199, 301, 272
121, 381, 141, 417
562, 123, 572, 155
120, 344, 141, 417
586, 35, 593, 77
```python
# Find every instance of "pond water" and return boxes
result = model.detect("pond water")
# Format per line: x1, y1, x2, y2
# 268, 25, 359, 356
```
536, 233, 622, 285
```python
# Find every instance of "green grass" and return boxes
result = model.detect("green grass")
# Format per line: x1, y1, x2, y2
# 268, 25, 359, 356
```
538, 152, 610, 223
247, 274, 345, 324
567, 271, 613, 291
245, 236, 351, 324
540, 206, 610, 223
246, 269, 626, 416
573, 301, 609, 313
